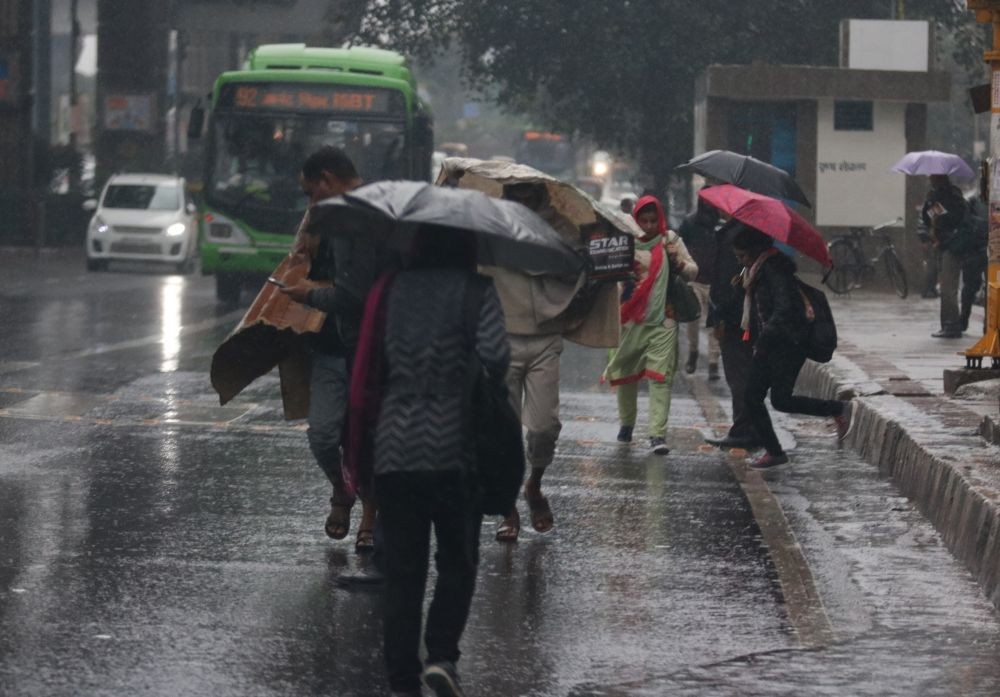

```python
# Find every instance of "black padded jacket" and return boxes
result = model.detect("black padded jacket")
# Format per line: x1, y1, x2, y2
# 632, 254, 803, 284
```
747, 252, 807, 352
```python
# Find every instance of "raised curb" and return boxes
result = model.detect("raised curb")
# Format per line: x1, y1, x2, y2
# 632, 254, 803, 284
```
798, 355, 1000, 610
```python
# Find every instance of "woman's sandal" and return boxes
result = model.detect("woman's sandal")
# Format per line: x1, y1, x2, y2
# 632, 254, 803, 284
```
355, 529, 375, 554
324, 499, 353, 540
524, 491, 554, 533
495, 511, 520, 543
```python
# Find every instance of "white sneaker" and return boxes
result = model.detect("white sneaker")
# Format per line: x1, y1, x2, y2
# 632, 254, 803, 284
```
648, 437, 670, 455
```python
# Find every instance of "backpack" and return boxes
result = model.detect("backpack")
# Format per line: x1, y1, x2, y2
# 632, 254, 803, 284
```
945, 199, 988, 258
797, 279, 837, 363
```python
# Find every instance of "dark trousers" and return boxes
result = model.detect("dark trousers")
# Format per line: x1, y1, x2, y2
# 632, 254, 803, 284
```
939, 249, 962, 333
375, 471, 482, 693
719, 325, 758, 441
745, 344, 843, 456
961, 251, 988, 333
922, 241, 939, 296
307, 352, 351, 499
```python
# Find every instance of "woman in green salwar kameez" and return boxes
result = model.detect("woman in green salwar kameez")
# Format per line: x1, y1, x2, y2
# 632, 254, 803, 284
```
604, 195, 698, 455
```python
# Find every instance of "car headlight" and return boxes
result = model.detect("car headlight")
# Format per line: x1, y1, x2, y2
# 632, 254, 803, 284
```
92, 216, 109, 234
166, 222, 187, 237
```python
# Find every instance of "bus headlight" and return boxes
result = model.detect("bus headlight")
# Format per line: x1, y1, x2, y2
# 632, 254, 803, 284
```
166, 222, 187, 237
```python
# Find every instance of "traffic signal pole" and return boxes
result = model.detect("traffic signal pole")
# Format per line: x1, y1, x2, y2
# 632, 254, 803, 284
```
965, 1, 1000, 368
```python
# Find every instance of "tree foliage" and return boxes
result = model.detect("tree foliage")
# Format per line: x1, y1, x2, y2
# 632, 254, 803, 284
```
353, 1, 984, 184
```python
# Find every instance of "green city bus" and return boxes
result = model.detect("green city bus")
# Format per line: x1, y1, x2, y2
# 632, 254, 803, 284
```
191, 44, 433, 302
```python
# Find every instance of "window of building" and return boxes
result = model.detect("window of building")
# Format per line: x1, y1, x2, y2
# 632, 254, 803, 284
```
834, 101, 874, 131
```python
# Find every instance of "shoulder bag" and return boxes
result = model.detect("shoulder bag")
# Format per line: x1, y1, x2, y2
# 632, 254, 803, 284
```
666, 267, 702, 323
462, 275, 526, 515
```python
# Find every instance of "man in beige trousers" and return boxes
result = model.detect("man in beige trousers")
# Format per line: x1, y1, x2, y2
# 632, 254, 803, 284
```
487, 182, 585, 543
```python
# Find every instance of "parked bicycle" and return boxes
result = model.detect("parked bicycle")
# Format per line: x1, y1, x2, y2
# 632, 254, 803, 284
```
823, 217, 908, 298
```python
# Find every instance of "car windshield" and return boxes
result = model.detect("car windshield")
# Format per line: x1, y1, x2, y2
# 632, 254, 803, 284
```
207, 112, 406, 225
103, 184, 181, 211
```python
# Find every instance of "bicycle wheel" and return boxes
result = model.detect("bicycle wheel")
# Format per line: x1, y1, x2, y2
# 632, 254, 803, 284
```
825, 239, 862, 294
883, 249, 908, 299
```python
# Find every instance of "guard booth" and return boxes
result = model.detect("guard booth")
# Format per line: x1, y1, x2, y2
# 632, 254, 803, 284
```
692, 20, 952, 278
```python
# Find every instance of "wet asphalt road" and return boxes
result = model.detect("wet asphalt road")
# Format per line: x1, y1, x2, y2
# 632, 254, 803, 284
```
2, 254, 1000, 696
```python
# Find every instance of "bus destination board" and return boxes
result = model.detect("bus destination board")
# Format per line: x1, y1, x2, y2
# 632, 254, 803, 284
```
219, 83, 396, 115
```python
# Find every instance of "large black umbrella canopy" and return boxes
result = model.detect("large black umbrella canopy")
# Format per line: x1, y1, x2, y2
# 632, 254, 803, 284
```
676, 150, 812, 208
307, 180, 584, 275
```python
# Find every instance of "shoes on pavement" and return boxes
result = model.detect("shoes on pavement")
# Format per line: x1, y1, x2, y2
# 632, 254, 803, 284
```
685, 351, 698, 374
334, 566, 385, 590
748, 452, 790, 470
616, 425, 634, 443
707, 363, 720, 381
325, 495, 353, 540
705, 435, 764, 450
648, 437, 670, 455
931, 329, 963, 338
921, 290, 939, 299
423, 661, 465, 697
835, 400, 855, 442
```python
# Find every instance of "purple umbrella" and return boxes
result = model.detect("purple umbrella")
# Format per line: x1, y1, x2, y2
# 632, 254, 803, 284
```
891, 150, 975, 179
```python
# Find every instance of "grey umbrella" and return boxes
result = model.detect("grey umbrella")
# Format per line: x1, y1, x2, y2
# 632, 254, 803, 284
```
307, 180, 584, 275
675, 150, 812, 208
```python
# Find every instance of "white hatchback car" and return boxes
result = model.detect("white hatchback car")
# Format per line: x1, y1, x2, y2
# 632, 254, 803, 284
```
85, 173, 198, 273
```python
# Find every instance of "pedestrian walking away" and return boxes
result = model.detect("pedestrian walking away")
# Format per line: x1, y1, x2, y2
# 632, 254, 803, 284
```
485, 182, 583, 543
371, 227, 510, 697
678, 194, 721, 379
960, 191, 988, 335
604, 195, 698, 456
732, 226, 852, 470
280, 146, 378, 553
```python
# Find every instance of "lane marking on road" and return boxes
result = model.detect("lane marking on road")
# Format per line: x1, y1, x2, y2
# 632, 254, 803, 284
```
0, 405, 307, 433
31, 309, 245, 363
685, 373, 836, 649
0, 361, 41, 374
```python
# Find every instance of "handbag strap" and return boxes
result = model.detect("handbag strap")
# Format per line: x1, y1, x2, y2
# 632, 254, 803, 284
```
461, 273, 489, 351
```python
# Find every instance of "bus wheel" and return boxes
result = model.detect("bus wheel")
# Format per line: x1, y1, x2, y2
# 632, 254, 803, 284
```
215, 273, 242, 303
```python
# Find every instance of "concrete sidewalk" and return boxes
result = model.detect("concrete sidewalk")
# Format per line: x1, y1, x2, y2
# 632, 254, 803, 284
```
794, 287, 1000, 609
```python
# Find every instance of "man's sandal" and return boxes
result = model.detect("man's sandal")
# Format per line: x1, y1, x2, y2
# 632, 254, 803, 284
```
355, 529, 375, 554
524, 491, 554, 533
325, 498, 353, 540
495, 511, 520, 543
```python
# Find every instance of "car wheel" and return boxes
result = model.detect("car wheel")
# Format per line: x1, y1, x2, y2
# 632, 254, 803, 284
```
86, 258, 108, 272
175, 255, 196, 275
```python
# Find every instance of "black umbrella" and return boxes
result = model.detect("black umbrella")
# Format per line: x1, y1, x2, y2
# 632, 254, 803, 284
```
675, 150, 812, 208
307, 180, 584, 275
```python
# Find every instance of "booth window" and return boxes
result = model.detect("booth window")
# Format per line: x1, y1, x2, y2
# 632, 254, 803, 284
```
834, 101, 873, 131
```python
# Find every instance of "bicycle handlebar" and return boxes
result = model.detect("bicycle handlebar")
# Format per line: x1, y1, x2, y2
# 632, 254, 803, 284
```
871, 216, 904, 233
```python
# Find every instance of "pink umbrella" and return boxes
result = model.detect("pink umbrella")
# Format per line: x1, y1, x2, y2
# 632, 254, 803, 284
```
698, 184, 832, 268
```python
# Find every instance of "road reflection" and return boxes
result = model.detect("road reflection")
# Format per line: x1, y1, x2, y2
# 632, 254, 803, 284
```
160, 277, 185, 373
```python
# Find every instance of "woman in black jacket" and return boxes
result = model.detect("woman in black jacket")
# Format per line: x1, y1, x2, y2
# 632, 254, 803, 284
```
733, 226, 852, 470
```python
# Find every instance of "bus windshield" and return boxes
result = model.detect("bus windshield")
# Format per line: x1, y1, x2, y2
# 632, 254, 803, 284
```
207, 111, 406, 231
516, 132, 574, 177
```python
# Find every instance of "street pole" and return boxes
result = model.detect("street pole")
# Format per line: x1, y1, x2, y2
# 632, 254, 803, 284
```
68, 0, 80, 190
965, 1, 1000, 368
